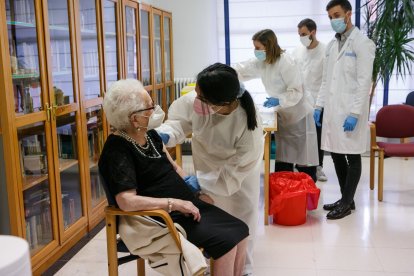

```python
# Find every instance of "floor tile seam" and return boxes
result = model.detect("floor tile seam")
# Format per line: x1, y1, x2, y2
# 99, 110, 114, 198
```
367, 243, 386, 272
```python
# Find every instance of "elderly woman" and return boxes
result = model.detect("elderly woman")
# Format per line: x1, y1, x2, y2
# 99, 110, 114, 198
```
99, 78, 249, 276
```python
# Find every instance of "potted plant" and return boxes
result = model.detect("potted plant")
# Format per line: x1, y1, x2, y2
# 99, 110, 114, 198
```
363, 0, 414, 108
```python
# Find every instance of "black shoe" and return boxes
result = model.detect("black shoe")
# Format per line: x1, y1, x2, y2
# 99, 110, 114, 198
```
323, 199, 355, 211
327, 203, 352, 220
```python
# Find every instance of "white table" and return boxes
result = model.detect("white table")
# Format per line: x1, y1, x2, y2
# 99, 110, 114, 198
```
0, 235, 32, 276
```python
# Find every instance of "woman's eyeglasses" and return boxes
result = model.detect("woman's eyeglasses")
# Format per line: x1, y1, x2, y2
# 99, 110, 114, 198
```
129, 105, 155, 117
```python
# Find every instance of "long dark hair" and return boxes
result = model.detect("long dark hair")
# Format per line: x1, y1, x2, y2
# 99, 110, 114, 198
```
196, 63, 258, 130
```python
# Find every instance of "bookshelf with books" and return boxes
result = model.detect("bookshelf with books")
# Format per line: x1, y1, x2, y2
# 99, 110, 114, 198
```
0, 0, 173, 273
83, 105, 106, 225
151, 8, 174, 116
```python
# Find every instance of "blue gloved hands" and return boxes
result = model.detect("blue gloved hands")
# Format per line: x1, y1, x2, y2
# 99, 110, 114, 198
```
183, 175, 201, 193
263, 97, 280, 108
343, 115, 358, 132
158, 132, 170, 144
313, 109, 322, 127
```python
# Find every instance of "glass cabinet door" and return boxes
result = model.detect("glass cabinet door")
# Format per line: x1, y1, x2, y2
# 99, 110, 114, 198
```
153, 88, 163, 107
140, 6, 151, 87
17, 122, 54, 255
103, 0, 119, 88
165, 85, 175, 111
6, 0, 43, 116
55, 113, 83, 230
47, 0, 75, 106
85, 106, 105, 208
152, 10, 162, 85
79, 0, 102, 100
163, 13, 172, 83
125, 4, 138, 79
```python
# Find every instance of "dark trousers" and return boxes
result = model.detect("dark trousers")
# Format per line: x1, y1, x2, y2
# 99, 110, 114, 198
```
330, 153, 362, 205
316, 109, 325, 167
275, 161, 317, 183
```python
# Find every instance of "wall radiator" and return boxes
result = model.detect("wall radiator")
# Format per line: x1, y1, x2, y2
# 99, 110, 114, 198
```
174, 77, 196, 99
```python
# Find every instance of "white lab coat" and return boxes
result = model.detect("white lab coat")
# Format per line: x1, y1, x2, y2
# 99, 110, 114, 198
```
292, 42, 326, 105
157, 91, 264, 274
316, 27, 375, 154
235, 53, 319, 165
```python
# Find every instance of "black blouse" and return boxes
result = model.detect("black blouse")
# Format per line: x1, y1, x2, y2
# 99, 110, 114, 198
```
98, 130, 195, 203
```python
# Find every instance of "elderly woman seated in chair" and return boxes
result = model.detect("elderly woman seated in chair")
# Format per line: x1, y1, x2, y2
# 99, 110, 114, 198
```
99, 78, 249, 276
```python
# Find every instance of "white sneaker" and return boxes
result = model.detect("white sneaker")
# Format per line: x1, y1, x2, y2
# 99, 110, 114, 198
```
316, 166, 328, 182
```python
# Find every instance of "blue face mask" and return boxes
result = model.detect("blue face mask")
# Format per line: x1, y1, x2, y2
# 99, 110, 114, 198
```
331, 17, 347, 33
254, 50, 266, 61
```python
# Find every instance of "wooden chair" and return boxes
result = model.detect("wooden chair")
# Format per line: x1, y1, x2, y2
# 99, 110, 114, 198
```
100, 172, 183, 276
369, 104, 414, 201
101, 144, 212, 276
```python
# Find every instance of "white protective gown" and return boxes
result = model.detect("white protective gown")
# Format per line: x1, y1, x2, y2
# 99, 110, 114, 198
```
292, 42, 326, 105
235, 53, 319, 165
157, 91, 264, 274
316, 27, 375, 154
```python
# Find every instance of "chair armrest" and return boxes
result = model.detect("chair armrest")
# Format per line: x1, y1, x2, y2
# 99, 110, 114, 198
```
105, 206, 182, 251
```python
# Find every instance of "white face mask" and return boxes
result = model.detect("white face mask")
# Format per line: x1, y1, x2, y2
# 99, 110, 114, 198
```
135, 105, 165, 130
300, 35, 312, 47
146, 105, 165, 130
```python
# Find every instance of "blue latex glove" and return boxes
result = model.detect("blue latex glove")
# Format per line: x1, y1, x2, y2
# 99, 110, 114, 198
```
343, 115, 358, 132
263, 97, 280, 108
313, 109, 322, 127
183, 175, 201, 193
158, 132, 170, 144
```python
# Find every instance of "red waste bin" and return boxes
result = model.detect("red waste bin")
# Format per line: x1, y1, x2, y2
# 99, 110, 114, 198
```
269, 172, 320, 226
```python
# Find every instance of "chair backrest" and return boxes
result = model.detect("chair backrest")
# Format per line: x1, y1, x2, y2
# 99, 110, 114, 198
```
406, 91, 414, 106
375, 104, 414, 138
99, 170, 118, 207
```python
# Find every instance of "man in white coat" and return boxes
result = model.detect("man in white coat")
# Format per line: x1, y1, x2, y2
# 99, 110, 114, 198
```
292, 18, 328, 182
314, 0, 375, 219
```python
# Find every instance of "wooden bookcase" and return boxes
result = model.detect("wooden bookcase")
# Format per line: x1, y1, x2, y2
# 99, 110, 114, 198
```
0, 0, 174, 274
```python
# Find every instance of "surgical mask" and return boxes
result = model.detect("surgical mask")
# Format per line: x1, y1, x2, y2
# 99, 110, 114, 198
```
147, 105, 165, 130
193, 98, 214, 115
137, 105, 165, 130
331, 17, 347, 33
254, 50, 266, 61
300, 35, 312, 47
193, 98, 223, 116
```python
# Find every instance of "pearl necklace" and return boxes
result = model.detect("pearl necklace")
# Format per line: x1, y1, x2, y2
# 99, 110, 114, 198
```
118, 130, 161, 159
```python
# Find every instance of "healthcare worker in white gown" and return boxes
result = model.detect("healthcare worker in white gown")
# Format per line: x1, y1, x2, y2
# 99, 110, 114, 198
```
292, 18, 328, 182
235, 29, 319, 181
157, 63, 264, 276
314, 0, 375, 220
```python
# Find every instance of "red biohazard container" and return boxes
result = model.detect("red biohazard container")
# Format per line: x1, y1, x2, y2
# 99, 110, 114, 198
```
269, 172, 320, 226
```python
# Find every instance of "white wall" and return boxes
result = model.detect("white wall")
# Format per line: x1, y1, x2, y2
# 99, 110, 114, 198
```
145, 0, 222, 78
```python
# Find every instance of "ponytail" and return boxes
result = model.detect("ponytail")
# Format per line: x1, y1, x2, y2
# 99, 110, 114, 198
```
239, 90, 258, 130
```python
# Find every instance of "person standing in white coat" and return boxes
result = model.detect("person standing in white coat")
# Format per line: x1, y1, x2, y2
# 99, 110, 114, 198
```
314, 0, 375, 220
292, 18, 328, 182
235, 29, 319, 182
157, 63, 264, 276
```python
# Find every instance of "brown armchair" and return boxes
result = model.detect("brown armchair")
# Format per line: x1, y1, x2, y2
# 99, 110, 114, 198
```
369, 104, 414, 201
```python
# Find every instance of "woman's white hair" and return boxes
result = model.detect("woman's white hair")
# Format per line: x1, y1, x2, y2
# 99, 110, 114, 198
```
103, 79, 146, 130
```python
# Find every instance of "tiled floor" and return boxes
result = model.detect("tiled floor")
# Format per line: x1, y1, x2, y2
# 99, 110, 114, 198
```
53, 156, 414, 276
